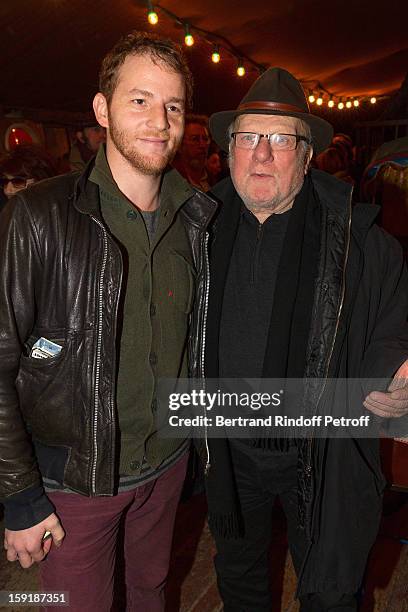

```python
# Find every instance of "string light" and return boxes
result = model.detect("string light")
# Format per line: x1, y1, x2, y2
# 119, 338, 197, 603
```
211, 46, 220, 63
143, 6, 384, 101
184, 23, 194, 47
237, 60, 245, 77
146, 0, 158, 25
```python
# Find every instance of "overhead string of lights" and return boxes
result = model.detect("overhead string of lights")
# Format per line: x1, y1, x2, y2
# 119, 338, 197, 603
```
146, 1, 263, 77
304, 85, 379, 109
146, 2, 385, 107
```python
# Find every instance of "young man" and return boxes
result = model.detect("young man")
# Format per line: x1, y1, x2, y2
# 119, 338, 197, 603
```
204, 67, 408, 611
0, 31, 216, 611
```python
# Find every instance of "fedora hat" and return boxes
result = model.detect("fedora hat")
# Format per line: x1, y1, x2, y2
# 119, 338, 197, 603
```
209, 67, 333, 154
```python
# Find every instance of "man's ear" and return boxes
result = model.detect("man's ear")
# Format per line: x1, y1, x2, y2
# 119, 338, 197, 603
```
76, 130, 85, 144
304, 147, 314, 174
93, 93, 109, 129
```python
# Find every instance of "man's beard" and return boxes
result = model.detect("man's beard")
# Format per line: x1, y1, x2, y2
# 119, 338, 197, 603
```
108, 114, 179, 176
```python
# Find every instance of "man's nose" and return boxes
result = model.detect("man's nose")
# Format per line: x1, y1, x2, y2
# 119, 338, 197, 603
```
253, 137, 273, 163
148, 106, 170, 131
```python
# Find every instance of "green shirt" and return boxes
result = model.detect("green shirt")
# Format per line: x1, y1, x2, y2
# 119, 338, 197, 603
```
89, 146, 195, 475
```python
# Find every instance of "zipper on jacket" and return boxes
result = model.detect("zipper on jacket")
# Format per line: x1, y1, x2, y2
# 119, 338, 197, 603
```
200, 232, 211, 474
316, 187, 353, 406
297, 188, 353, 595
89, 216, 109, 494
251, 221, 263, 284
306, 189, 353, 481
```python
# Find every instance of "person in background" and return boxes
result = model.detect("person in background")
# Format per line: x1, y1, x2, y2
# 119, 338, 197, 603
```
173, 114, 211, 190
206, 145, 222, 187
315, 146, 354, 184
332, 133, 358, 180
0, 144, 58, 199
69, 119, 106, 171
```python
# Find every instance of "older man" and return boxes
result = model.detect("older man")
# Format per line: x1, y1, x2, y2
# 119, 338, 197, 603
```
204, 67, 408, 611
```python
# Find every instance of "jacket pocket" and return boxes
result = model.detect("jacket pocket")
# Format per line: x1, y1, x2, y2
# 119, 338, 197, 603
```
16, 334, 74, 445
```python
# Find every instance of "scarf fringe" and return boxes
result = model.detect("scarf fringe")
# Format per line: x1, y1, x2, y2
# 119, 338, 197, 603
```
208, 511, 243, 539
251, 437, 299, 452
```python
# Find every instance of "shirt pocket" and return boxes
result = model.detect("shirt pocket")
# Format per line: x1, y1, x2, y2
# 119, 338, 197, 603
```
170, 250, 197, 315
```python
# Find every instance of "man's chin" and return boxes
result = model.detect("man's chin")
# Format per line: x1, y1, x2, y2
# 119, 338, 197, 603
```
129, 153, 172, 176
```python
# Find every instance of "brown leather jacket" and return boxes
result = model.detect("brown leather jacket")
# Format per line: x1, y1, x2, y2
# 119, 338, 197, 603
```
0, 163, 216, 529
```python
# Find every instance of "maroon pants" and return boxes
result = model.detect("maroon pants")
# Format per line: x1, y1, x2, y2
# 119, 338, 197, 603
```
39, 453, 188, 612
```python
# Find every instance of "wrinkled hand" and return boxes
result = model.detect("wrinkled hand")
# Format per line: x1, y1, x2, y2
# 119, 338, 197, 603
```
364, 359, 408, 418
4, 513, 65, 569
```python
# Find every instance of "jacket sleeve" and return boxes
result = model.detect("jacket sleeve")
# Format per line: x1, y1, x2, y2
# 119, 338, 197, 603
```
361, 226, 408, 437
0, 197, 54, 528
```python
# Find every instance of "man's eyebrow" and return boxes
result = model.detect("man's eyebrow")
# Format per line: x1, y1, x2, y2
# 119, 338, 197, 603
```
127, 89, 184, 106
167, 97, 185, 104
128, 88, 153, 97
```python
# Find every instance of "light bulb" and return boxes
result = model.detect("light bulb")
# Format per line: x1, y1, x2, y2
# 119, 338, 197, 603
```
147, 1, 158, 25
353, 99, 359, 107
338, 101, 344, 110
370, 97, 377, 104
328, 99, 334, 108
212, 49, 220, 63
346, 100, 352, 109
184, 24, 194, 47
237, 64, 245, 77
308, 94, 315, 103
148, 10, 158, 24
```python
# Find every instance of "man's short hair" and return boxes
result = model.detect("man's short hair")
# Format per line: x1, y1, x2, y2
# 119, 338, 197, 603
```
99, 30, 193, 108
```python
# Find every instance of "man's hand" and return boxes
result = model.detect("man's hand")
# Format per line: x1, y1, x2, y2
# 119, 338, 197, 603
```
364, 359, 408, 418
4, 513, 65, 568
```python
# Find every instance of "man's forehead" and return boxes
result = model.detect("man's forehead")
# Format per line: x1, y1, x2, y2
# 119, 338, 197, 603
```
115, 53, 185, 95
237, 113, 300, 131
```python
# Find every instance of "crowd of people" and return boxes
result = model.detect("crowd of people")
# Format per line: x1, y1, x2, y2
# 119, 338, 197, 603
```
0, 29, 407, 612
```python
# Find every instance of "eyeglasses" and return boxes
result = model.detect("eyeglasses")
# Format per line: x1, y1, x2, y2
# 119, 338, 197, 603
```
0, 176, 28, 188
185, 135, 211, 144
231, 132, 311, 151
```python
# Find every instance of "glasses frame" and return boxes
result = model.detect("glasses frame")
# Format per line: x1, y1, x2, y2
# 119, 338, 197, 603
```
231, 132, 311, 151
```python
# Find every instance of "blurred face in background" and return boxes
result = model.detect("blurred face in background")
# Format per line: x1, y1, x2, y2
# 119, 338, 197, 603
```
206, 152, 221, 178
77, 126, 106, 153
180, 123, 210, 170
1, 175, 34, 198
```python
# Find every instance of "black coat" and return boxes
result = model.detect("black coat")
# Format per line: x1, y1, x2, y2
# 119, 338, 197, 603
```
205, 168, 408, 595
